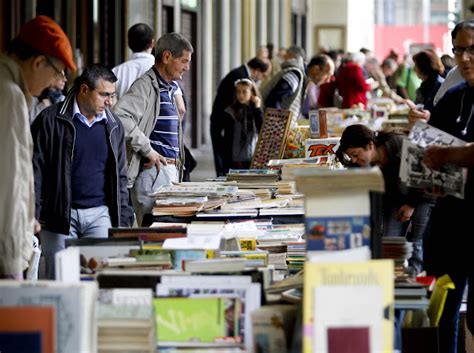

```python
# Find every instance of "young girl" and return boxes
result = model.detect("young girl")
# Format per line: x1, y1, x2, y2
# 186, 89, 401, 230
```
219, 78, 263, 173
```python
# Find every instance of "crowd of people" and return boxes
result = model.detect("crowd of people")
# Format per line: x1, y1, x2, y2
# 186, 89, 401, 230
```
0, 13, 472, 353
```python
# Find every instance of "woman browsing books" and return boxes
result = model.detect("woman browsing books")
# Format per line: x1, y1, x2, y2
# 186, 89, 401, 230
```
335, 124, 436, 274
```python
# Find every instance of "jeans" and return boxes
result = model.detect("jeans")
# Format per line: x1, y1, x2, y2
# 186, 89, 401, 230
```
131, 164, 179, 226
39, 205, 111, 279
383, 202, 434, 273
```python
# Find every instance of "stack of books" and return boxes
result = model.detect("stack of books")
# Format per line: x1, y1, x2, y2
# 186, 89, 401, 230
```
382, 236, 413, 277
285, 241, 306, 273
97, 289, 155, 353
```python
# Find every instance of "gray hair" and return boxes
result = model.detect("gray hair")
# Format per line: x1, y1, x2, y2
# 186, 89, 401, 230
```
155, 32, 193, 63
287, 45, 306, 61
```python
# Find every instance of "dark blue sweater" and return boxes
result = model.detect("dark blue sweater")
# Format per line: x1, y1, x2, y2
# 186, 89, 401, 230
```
71, 118, 109, 208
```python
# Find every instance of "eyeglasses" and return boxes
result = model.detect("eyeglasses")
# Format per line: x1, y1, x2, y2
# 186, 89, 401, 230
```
452, 45, 474, 57
93, 89, 117, 99
44, 56, 66, 79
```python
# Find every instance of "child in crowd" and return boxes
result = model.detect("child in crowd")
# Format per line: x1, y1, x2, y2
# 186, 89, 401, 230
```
218, 78, 263, 173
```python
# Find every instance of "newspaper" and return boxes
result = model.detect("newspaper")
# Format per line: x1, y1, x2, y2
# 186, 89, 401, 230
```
399, 120, 466, 199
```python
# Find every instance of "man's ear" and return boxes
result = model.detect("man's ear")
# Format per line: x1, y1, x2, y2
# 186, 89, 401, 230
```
31, 55, 46, 72
150, 38, 155, 49
162, 50, 172, 63
78, 83, 90, 96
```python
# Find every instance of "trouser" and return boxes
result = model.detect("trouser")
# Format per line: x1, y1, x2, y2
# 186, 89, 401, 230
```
39, 205, 111, 279
131, 164, 179, 226
383, 202, 433, 273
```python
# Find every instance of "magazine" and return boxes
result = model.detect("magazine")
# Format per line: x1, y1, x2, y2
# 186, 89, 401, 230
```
399, 120, 467, 199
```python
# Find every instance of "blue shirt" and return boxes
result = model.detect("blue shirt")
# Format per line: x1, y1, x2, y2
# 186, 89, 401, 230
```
149, 68, 180, 158
73, 98, 108, 127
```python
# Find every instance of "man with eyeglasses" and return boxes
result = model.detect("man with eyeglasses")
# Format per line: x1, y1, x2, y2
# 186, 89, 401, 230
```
114, 32, 193, 226
31, 64, 133, 279
409, 20, 474, 353
0, 16, 76, 279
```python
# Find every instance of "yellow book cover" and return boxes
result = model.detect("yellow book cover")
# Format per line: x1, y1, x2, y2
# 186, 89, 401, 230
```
303, 259, 394, 353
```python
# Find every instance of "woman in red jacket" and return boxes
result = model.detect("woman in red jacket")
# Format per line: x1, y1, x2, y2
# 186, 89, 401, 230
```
336, 52, 371, 108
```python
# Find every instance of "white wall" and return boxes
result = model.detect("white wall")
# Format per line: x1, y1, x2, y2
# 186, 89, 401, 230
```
347, 0, 374, 53
311, 0, 348, 51
312, 0, 348, 26
311, 0, 375, 53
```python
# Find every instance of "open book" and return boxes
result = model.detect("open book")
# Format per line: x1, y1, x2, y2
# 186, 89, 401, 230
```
400, 120, 467, 199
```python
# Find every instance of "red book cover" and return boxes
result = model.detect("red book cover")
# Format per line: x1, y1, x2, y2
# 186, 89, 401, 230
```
327, 327, 370, 353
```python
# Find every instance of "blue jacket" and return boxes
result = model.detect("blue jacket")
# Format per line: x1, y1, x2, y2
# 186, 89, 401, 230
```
31, 87, 133, 234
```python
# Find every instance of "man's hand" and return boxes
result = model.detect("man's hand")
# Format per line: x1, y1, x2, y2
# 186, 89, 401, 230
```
397, 204, 414, 223
144, 149, 167, 172
423, 145, 449, 170
406, 99, 430, 128
34, 219, 41, 234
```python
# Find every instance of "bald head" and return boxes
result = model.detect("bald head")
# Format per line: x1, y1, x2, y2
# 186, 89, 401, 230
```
307, 54, 334, 86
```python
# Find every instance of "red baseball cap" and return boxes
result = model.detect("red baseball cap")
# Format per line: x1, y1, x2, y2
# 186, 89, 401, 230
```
17, 15, 76, 72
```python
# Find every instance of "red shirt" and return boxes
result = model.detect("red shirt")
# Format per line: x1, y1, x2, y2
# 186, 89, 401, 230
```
336, 61, 370, 108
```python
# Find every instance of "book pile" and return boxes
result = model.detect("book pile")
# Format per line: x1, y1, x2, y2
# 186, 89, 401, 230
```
394, 279, 429, 310
226, 169, 280, 183
151, 183, 234, 217
104, 249, 173, 271
285, 241, 306, 273
97, 289, 155, 353
219, 250, 269, 268
382, 236, 413, 277
110, 225, 187, 242
225, 169, 296, 195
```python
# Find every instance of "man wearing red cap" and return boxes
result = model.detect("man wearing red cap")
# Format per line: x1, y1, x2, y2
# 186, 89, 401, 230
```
0, 15, 75, 279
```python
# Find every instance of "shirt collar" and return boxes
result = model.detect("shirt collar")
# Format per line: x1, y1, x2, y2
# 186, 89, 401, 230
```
129, 52, 155, 61
73, 97, 108, 127
152, 66, 178, 91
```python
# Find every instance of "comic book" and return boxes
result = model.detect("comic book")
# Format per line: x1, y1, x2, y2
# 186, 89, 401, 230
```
399, 120, 466, 199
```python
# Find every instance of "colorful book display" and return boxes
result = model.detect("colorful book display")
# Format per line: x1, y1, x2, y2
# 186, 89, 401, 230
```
294, 167, 384, 252
251, 108, 292, 169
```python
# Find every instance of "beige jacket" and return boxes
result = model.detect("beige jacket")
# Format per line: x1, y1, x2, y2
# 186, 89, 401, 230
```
0, 55, 34, 276
113, 68, 161, 187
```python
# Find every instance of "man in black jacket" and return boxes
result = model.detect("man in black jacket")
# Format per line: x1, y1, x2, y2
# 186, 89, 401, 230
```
210, 57, 268, 176
31, 64, 133, 279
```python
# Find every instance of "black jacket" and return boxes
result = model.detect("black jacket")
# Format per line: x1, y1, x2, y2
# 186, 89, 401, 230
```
210, 65, 250, 176
31, 88, 133, 234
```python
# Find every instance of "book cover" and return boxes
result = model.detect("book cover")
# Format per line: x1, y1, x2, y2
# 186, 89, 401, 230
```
305, 215, 371, 251
156, 276, 261, 352
304, 138, 340, 159
153, 297, 235, 343
0, 332, 42, 353
303, 260, 394, 353
0, 306, 56, 353
0, 281, 98, 353
251, 305, 297, 353
400, 120, 466, 199
327, 327, 370, 353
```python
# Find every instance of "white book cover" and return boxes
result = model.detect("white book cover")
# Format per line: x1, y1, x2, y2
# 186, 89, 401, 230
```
313, 285, 383, 353
55, 246, 80, 282
400, 120, 466, 198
